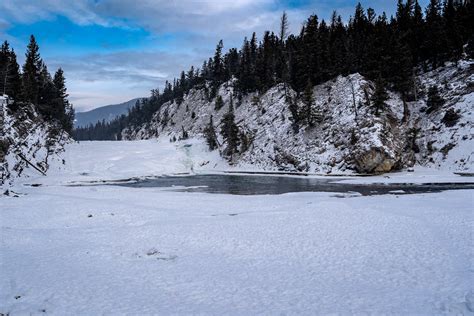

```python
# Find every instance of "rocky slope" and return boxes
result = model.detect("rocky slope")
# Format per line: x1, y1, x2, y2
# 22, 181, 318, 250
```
122, 59, 473, 174
0, 96, 69, 188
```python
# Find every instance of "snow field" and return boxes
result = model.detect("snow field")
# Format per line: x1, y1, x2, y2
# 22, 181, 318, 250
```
1, 140, 473, 314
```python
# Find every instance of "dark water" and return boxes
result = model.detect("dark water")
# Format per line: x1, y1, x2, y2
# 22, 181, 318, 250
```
113, 174, 474, 196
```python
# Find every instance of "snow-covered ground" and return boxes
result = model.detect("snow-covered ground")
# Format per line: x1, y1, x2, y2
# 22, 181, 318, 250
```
1, 140, 473, 314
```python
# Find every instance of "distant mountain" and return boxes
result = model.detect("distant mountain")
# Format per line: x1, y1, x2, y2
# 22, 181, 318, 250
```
74, 98, 143, 128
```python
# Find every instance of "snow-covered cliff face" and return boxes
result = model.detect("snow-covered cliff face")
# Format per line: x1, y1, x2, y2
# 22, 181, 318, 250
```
123, 60, 473, 174
0, 96, 69, 187
412, 60, 473, 171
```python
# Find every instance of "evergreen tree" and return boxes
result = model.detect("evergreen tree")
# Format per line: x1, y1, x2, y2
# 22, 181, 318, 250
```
53, 68, 74, 133
371, 76, 389, 116
224, 48, 239, 79
279, 11, 289, 43
411, 0, 425, 65
215, 95, 224, 111
212, 40, 224, 84
426, 85, 444, 114
424, 0, 447, 67
220, 101, 240, 158
443, 0, 463, 62
37, 62, 56, 113
329, 12, 348, 77
203, 115, 218, 150
0, 42, 22, 100
22, 35, 42, 104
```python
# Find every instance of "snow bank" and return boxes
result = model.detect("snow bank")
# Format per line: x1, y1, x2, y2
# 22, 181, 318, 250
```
43, 138, 229, 185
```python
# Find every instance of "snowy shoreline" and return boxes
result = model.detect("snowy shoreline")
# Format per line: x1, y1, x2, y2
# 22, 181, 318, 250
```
1, 140, 473, 314
4, 138, 473, 190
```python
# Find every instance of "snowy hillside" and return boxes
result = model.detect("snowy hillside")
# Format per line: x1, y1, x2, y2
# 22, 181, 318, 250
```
414, 60, 474, 171
123, 59, 473, 174
0, 96, 69, 188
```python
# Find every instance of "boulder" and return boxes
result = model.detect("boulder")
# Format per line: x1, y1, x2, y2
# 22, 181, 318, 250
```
354, 147, 396, 173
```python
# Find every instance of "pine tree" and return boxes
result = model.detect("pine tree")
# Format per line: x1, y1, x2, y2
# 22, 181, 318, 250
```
214, 95, 224, 111
424, 0, 447, 67
371, 76, 389, 116
384, 36, 413, 122
224, 48, 239, 79
0, 41, 11, 95
426, 85, 444, 114
22, 35, 42, 104
220, 101, 240, 158
203, 115, 218, 150
53, 68, 74, 133
443, 0, 463, 62
186, 66, 195, 86
38, 62, 56, 111
213, 40, 224, 84
279, 11, 289, 43
412, 0, 425, 65
0, 42, 22, 100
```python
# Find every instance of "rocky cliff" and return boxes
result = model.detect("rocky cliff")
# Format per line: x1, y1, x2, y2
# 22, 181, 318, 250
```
0, 96, 69, 188
122, 59, 473, 174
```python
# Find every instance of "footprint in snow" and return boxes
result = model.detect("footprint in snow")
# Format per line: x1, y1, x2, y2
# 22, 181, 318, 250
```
133, 248, 177, 261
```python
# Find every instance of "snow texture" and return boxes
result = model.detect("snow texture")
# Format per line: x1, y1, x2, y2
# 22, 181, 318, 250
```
0, 140, 473, 315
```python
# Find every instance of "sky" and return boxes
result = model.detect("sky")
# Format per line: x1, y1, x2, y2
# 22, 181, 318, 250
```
0, 0, 429, 112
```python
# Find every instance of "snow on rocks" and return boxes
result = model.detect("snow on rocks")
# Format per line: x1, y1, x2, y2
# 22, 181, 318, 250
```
123, 59, 473, 174
413, 59, 474, 172
123, 74, 405, 174
0, 96, 69, 188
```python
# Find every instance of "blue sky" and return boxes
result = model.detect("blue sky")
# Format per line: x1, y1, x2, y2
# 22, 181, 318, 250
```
0, 0, 429, 111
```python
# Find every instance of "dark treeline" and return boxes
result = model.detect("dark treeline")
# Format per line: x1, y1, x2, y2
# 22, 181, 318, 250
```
0, 35, 75, 134
74, 0, 473, 141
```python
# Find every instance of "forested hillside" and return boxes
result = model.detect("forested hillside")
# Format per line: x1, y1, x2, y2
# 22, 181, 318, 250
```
74, 0, 473, 141
0, 36, 74, 185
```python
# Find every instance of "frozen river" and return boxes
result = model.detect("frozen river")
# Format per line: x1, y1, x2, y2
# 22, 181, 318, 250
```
113, 173, 474, 196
